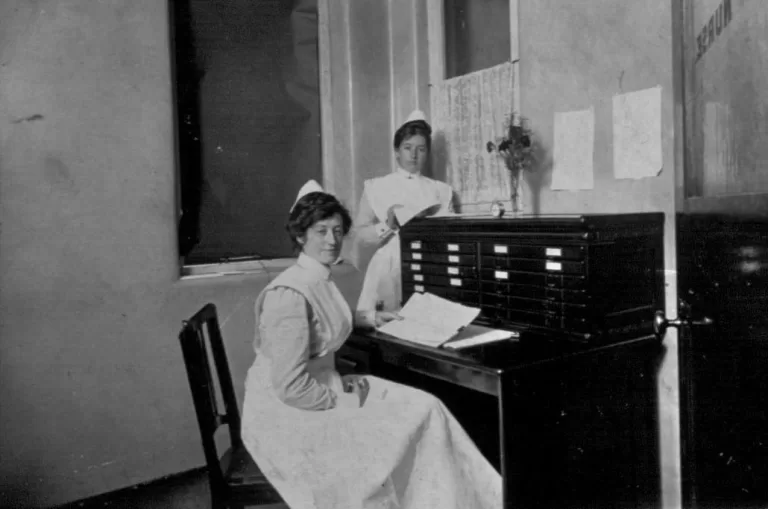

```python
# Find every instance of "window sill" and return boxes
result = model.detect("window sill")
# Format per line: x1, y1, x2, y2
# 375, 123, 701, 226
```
178, 257, 361, 281
180, 257, 296, 280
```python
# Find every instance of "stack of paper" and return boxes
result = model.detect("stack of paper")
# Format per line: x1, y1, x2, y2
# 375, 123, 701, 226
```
377, 292, 517, 349
377, 292, 478, 347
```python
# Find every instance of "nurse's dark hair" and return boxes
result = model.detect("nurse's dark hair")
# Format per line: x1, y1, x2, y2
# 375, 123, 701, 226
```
393, 120, 432, 150
286, 191, 352, 250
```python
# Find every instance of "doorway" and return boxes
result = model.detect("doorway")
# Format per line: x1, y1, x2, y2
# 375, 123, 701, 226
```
674, 0, 768, 506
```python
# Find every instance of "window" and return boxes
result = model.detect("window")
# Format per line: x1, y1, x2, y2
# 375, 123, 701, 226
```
171, 0, 322, 266
443, 0, 511, 79
426, 0, 520, 212
427, 0, 519, 93
681, 0, 768, 198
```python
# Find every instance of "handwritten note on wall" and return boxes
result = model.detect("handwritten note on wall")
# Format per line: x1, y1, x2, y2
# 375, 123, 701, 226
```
551, 107, 595, 190
613, 86, 663, 179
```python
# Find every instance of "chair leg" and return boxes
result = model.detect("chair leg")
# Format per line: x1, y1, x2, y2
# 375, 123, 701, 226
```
211, 493, 228, 509
212, 495, 248, 509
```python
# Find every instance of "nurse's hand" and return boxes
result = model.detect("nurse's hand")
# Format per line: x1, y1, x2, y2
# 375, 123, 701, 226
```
374, 311, 402, 328
386, 204, 403, 230
343, 375, 370, 407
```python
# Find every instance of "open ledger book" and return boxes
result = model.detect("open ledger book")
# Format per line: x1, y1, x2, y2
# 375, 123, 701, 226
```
376, 292, 519, 349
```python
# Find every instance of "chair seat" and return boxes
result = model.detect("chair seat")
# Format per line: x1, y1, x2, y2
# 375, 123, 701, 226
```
222, 444, 285, 504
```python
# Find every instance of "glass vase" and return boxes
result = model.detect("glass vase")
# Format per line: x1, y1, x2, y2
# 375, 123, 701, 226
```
510, 170, 524, 217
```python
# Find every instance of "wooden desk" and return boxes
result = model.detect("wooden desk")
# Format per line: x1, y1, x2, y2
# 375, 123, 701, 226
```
337, 331, 663, 509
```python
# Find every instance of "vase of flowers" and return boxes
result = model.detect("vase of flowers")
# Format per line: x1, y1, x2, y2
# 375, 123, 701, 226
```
486, 113, 534, 216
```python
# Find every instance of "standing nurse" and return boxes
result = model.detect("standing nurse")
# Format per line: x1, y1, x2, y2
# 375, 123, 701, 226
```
354, 110, 455, 326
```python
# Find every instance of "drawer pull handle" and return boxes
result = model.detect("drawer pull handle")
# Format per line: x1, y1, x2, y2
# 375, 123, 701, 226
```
545, 247, 562, 257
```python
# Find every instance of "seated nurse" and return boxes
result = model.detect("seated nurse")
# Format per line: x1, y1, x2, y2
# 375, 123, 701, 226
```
354, 109, 455, 327
241, 181, 501, 509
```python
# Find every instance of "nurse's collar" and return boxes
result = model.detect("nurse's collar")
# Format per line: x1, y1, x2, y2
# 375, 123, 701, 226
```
395, 167, 420, 179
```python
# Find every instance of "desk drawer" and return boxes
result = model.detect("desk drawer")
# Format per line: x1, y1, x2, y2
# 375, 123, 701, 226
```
480, 280, 589, 304
378, 348, 500, 396
481, 242, 586, 260
404, 251, 477, 266
403, 262, 477, 278
482, 293, 588, 314
336, 344, 371, 374
482, 256, 586, 275
403, 283, 480, 306
480, 268, 587, 290
406, 240, 476, 254
403, 273, 479, 291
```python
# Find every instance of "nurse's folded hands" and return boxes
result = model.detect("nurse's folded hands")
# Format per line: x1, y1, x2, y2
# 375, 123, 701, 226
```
342, 375, 370, 406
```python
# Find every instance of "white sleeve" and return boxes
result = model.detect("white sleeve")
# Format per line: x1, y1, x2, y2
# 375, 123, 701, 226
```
260, 288, 344, 410
354, 186, 395, 243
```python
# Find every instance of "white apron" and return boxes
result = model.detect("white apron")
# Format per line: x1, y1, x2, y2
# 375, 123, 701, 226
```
357, 171, 453, 313
242, 258, 501, 509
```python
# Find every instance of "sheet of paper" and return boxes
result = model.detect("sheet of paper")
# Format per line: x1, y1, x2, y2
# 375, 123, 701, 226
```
377, 292, 480, 347
394, 202, 440, 226
443, 324, 519, 350
551, 107, 595, 190
613, 86, 663, 179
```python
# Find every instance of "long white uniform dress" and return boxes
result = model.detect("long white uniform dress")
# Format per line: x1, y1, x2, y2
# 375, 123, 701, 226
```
355, 168, 453, 316
241, 253, 501, 509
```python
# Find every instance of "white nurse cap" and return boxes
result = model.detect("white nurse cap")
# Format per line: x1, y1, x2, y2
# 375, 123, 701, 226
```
403, 109, 428, 125
290, 179, 324, 212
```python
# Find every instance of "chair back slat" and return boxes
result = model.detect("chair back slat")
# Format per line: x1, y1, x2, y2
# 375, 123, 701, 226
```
206, 310, 243, 446
185, 330, 220, 432
179, 303, 241, 489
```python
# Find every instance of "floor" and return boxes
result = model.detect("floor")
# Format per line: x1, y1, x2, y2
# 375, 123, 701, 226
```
54, 469, 288, 509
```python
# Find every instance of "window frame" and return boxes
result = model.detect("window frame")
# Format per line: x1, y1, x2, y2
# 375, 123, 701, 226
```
173, 0, 337, 279
426, 0, 521, 116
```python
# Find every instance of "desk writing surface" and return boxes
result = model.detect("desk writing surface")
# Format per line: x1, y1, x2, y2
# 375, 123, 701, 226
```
346, 328, 660, 375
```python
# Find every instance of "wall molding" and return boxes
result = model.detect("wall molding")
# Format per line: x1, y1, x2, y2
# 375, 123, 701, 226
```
318, 0, 336, 194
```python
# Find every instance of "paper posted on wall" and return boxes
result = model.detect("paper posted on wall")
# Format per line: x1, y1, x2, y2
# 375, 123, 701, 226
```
377, 292, 518, 349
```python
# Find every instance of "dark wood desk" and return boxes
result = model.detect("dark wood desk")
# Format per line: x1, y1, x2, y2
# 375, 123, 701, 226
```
337, 331, 664, 509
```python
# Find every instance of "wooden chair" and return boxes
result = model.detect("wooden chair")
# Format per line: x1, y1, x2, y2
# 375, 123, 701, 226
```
179, 303, 285, 508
